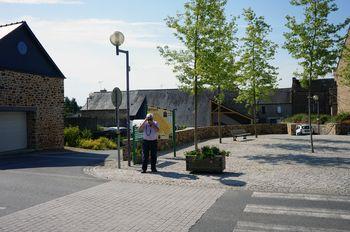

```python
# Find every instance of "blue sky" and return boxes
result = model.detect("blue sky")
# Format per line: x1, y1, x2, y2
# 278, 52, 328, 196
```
0, 0, 349, 105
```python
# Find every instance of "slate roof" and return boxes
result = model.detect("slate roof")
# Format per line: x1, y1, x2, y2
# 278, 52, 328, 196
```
81, 88, 252, 121
258, 88, 292, 105
0, 22, 22, 40
220, 90, 251, 116
0, 21, 65, 78
292, 78, 336, 92
81, 90, 145, 116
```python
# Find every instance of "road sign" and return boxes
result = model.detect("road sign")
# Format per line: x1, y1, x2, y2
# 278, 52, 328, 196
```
111, 87, 122, 108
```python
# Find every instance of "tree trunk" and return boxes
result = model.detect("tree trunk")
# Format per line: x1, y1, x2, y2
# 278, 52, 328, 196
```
308, 0, 318, 153
193, 8, 199, 150
309, 77, 314, 153
194, 77, 198, 150
218, 86, 222, 143
252, 42, 258, 138
253, 97, 257, 138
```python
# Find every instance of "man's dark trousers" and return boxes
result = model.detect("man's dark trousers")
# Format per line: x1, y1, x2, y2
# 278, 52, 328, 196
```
142, 140, 157, 171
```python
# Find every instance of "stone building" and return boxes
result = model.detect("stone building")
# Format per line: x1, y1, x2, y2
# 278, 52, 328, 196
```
81, 90, 147, 127
291, 77, 337, 115
257, 88, 292, 124
335, 29, 350, 113
0, 21, 65, 152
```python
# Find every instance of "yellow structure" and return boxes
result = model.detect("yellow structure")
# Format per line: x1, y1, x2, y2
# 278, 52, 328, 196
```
148, 106, 172, 139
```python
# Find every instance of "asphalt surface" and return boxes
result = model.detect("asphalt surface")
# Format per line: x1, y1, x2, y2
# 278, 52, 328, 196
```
190, 190, 252, 232
0, 151, 108, 217
190, 190, 350, 232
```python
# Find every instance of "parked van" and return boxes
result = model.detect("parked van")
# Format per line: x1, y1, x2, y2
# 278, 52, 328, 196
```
296, 124, 312, 135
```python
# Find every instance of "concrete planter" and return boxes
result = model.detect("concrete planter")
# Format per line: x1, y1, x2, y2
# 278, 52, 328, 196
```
186, 156, 226, 173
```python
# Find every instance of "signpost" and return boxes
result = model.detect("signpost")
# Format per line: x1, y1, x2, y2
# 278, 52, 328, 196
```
111, 87, 122, 169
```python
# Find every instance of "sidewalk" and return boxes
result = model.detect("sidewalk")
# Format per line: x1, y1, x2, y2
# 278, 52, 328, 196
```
0, 181, 224, 232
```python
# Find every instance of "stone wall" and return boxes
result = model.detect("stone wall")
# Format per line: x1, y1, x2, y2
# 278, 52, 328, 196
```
286, 123, 348, 135
157, 124, 287, 151
0, 70, 64, 150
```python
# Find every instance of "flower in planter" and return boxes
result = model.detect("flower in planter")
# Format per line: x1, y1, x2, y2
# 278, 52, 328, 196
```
185, 146, 230, 160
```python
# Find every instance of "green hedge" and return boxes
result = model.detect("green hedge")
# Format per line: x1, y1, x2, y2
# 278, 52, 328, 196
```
79, 137, 116, 150
64, 126, 116, 150
283, 113, 350, 124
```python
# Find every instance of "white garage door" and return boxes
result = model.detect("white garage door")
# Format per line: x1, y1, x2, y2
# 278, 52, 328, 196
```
0, 112, 27, 152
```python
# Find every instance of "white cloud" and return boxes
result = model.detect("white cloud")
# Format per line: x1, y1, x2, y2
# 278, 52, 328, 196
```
0, 0, 82, 4
24, 17, 180, 49
15, 17, 181, 105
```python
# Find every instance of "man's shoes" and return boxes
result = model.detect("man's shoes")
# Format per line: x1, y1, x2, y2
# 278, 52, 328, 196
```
141, 170, 147, 173
151, 169, 158, 173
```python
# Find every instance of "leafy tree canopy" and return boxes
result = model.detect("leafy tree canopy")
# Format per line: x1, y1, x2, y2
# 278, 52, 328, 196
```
64, 97, 81, 116
284, 0, 349, 87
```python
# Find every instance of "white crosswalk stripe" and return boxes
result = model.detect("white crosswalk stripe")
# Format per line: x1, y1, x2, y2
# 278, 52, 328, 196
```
244, 204, 350, 220
234, 221, 350, 232
233, 192, 350, 232
252, 192, 350, 203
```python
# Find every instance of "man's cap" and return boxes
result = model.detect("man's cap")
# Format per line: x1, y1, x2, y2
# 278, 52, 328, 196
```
146, 113, 153, 119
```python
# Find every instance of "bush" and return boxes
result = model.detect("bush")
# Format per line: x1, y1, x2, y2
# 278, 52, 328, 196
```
64, 126, 80, 147
185, 146, 230, 160
79, 137, 116, 150
80, 128, 92, 140
284, 114, 336, 124
283, 114, 308, 123
331, 112, 350, 123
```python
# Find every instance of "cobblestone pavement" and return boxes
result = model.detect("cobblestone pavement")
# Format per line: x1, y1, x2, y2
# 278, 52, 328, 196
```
86, 135, 350, 195
0, 181, 224, 232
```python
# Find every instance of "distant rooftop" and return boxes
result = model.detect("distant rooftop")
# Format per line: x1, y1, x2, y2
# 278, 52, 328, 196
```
0, 21, 24, 40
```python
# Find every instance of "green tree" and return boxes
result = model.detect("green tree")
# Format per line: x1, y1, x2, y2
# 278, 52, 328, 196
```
284, 0, 349, 152
235, 8, 279, 138
158, 0, 237, 149
64, 97, 81, 116
200, 3, 238, 144
337, 34, 350, 86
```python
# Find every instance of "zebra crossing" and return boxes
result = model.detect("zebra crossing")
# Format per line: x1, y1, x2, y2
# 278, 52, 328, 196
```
233, 192, 350, 232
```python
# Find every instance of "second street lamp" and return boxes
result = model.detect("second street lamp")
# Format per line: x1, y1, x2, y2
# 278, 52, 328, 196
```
313, 95, 320, 135
110, 31, 131, 166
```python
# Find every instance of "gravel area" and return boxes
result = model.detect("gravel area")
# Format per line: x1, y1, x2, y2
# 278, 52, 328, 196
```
85, 134, 350, 195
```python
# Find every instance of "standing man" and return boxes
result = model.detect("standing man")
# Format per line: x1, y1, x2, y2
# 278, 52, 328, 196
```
139, 113, 160, 173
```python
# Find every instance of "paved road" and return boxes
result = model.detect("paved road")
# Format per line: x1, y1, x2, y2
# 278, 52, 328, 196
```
0, 151, 107, 217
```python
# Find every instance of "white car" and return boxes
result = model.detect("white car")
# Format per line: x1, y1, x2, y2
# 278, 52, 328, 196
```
296, 124, 312, 135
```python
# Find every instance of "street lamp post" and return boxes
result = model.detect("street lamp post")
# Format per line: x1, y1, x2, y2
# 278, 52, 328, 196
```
313, 95, 320, 135
110, 31, 131, 166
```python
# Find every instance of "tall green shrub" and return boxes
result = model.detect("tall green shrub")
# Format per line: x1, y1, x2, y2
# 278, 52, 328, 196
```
64, 126, 80, 147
